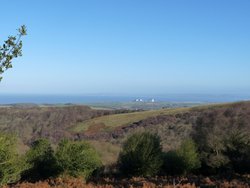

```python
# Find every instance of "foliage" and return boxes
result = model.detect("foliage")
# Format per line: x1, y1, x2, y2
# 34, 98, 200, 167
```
1, 101, 250, 183
118, 132, 163, 177
193, 107, 250, 174
176, 140, 200, 174
0, 134, 25, 186
162, 140, 200, 175
224, 130, 250, 173
0, 25, 27, 82
22, 139, 59, 181
162, 151, 185, 175
193, 115, 230, 171
55, 139, 102, 179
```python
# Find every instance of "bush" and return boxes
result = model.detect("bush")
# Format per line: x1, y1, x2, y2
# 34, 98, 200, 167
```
163, 140, 200, 175
118, 132, 163, 177
177, 139, 201, 174
55, 139, 102, 179
225, 131, 250, 173
22, 139, 59, 181
0, 134, 25, 186
162, 151, 185, 175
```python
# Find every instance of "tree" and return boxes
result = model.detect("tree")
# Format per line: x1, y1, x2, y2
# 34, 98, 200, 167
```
0, 134, 26, 186
0, 25, 27, 82
176, 139, 200, 174
224, 130, 250, 173
55, 139, 102, 179
118, 132, 163, 177
193, 115, 230, 171
22, 139, 59, 181
162, 140, 200, 175
193, 112, 250, 174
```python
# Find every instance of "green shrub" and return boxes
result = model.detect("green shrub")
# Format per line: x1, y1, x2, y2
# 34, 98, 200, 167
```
22, 139, 59, 181
163, 139, 200, 175
118, 132, 163, 177
0, 134, 25, 186
177, 139, 201, 174
55, 139, 102, 179
162, 151, 185, 175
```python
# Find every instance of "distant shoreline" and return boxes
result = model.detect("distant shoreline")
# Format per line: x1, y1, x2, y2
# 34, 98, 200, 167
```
0, 94, 249, 105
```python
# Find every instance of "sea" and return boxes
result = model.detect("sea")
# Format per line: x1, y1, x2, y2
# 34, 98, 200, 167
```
0, 94, 250, 105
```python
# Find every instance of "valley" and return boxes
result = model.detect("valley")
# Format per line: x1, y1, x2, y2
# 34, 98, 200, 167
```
1, 101, 250, 165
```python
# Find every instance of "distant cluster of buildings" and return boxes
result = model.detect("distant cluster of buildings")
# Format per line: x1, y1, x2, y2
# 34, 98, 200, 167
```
134, 98, 155, 103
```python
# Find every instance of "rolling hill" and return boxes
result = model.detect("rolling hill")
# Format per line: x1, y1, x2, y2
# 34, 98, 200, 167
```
1, 101, 250, 164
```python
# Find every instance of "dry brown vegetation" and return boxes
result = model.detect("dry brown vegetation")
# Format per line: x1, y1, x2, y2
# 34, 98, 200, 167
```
1, 102, 250, 187
75, 101, 250, 164
0, 105, 99, 144
0, 105, 132, 145
1, 101, 250, 165
4, 176, 250, 188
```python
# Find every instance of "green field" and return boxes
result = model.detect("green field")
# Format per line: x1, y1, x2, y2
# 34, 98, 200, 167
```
72, 107, 190, 132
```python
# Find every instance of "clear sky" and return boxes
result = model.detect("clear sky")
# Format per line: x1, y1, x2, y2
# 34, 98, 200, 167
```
0, 0, 249, 96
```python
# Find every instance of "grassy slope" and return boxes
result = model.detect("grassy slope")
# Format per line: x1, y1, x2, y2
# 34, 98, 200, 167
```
72, 107, 190, 132
72, 102, 242, 132
76, 101, 250, 164
71, 107, 194, 164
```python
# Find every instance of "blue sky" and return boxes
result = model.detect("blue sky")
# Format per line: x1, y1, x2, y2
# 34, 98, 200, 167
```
0, 0, 249, 95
